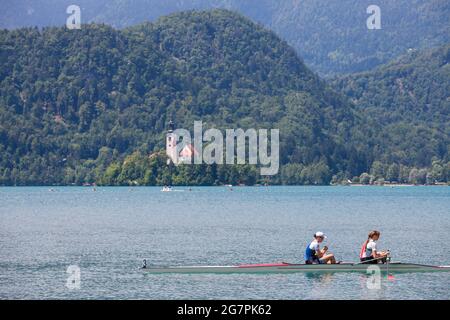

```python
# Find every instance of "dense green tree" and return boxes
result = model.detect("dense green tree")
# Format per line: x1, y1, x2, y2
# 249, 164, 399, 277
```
359, 173, 371, 185
386, 164, 399, 182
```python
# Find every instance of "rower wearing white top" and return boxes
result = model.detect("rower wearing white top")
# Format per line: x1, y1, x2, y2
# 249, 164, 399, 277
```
359, 230, 389, 264
304, 231, 337, 264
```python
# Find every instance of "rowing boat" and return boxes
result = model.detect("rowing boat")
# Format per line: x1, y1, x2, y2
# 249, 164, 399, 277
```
142, 262, 450, 274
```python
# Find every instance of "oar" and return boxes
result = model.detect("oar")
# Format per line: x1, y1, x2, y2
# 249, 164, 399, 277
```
356, 251, 395, 280
386, 251, 395, 280
355, 256, 387, 264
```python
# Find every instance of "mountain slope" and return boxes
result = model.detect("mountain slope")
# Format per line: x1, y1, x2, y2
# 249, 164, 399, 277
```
1, 0, 449, 75
0, 10, 363, 185
333, 44, 450, 168
268, 0, 450, 75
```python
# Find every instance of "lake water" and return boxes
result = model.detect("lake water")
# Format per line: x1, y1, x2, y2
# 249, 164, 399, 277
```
0, 186, 449, 300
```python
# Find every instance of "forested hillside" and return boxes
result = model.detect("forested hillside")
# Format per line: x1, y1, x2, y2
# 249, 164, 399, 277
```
0, 10, 364, 185
334, 45, 450, 125
1, 0, 449, 75
0, 10, 448, 186
333, 44, 449, 169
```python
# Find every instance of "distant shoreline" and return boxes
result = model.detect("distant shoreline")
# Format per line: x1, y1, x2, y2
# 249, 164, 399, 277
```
0, 184, 448, 188
348, 183, 448, 187
349, 183, 415, 187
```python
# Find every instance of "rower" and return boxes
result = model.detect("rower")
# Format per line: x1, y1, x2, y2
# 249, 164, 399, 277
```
304, 232, 337, 264
359, 230, 389, 264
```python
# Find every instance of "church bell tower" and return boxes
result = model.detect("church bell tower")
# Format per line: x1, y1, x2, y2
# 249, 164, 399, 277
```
166, 120, 178, 164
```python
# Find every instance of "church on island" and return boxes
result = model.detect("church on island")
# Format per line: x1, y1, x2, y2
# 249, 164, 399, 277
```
166, 120, 199, 165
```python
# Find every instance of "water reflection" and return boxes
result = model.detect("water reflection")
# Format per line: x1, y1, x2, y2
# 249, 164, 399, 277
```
304, 272, 335, 281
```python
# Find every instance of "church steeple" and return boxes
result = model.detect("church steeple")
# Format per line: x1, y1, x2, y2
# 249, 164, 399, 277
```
168, 120, 174, 133
166, 120, 177, 164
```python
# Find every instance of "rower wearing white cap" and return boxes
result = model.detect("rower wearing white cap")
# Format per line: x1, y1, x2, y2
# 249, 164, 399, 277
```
304, 232, 337, 264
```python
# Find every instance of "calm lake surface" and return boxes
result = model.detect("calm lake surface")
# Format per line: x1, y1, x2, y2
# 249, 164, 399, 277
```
0, 186, 449, 300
